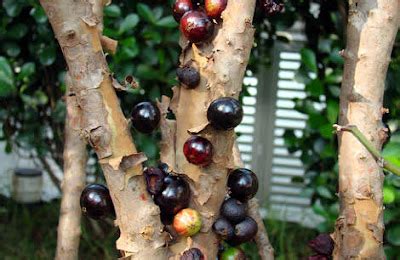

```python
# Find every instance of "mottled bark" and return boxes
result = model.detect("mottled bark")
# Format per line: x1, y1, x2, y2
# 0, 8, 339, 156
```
334, 1, 400, 259
56, 75, 87, 260
169, 1, 261, 258
39, 1, 167, 258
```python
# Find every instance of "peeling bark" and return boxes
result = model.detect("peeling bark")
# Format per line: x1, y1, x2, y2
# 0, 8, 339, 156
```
170, 1, 258, 258
334, 1, 400, 259
56, 75, 87, 260
39, 1, 167, 258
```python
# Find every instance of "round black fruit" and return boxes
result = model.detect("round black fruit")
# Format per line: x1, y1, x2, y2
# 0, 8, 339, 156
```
212, 217, 235, 240
177, 66, 200, 88
207, 97, 243, 130
144, 167, 167, 196
227, 216, 258, 246
80, 184, 114, 220
131, 102, 161, 134
181, 248, 205, 260
220, 198, 247, 224
158, 162, 170, 175
228, 168, 259, 202
155, 175, 190, 215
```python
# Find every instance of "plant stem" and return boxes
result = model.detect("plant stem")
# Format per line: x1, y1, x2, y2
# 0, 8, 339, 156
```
334, 124, 400, 177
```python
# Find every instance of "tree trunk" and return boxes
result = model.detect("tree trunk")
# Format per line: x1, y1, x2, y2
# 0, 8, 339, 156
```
39, 1, 167, 258
168, 0, 261, 258
56, 75, 88, 260
334, 1, 400, 259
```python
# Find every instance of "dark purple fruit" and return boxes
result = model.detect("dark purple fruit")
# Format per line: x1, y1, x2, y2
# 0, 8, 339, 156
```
144, 167, 167, 196
227, 217, 258, 246
177, 66, 200, 88
212, 217, 235, 240
228, 168, 259, 202
308, 234, 334, 256
173, 0, 194, 22
192, 0, 204, 7
220, 198, 247, 224
180, 11, 214, 43
258, 0, 284, 15
183, 136, 213, 167
205, 0, 227, 19
160, 210, 175, 225
155, 175, 190, 215
220, 247, 247, 260
131, 102, 161, 134
181, 248, 205, 260
207, 97, 243, 130
158, 162, 170, 175
80, 184, 114, 220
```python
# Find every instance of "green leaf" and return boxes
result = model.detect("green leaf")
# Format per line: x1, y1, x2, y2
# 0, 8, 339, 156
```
326, 99, 339, 124
0, 56, 16, 97
18, 62, 36, 81
30, 7, 48, 24
3, 0, 24, 17
382, 140, 400, 168
301, 48, 317, 73
104, 4, 121, 17
383, 186, 396, 204
119, 37, 139, 59
387, 225, 400, 246
319, 124, 333, 139
118, 14, 139, 34
156, 16, 178, 28
3, 42, 21, 57
38, 46, 56, 66
137, 3, 156, 24
7, 23, 28, 39
305, 79, 323, 98
316, 186, 333, 199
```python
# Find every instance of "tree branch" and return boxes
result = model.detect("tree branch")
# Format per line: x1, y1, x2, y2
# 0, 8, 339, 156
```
39, 1, 167, 258
56, 74, 88, 260
334, 124, 400, 176
333, 1, 400, 259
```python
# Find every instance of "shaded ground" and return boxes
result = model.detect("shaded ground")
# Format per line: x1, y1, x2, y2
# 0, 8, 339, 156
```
0, 195, 316, 259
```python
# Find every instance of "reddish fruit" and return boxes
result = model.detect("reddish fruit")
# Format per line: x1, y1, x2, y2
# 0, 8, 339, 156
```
180, 11, 214, 43
144, 167, 167, 196
205, 0, 227, 19
173, 208, 202, 237
131, 102, 161, 134
207, 97, 243, 130
173, 0, 194, 22
183, 136, 213, 166
80, 184, 114, 220
227, 168, 259, 202
180, 248, 205, 260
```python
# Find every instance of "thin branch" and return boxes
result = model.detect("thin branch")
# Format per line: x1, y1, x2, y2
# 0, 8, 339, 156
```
334, 124, 400, 176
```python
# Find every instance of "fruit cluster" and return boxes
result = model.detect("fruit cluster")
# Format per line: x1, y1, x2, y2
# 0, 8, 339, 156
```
80, 184, 115, 220
212, 168, 259, 246
173, 0, 228, 44
145, 163, 202, 237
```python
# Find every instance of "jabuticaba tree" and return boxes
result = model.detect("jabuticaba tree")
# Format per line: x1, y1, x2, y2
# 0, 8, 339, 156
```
333, 1, 400, 259
39, 0, 274, 259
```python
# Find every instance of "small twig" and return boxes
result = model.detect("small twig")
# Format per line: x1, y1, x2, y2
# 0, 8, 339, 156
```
333, 124, 400, 176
